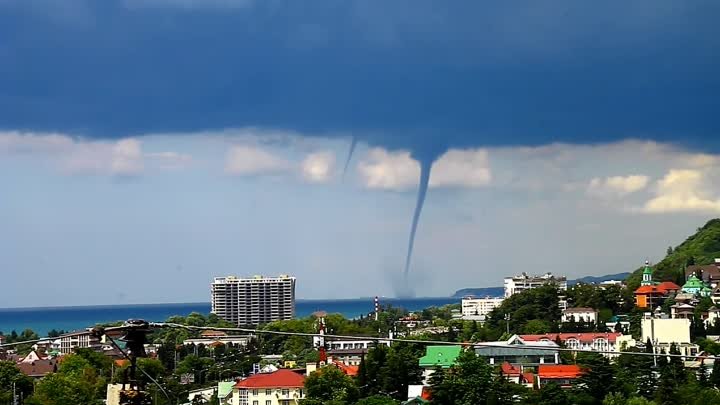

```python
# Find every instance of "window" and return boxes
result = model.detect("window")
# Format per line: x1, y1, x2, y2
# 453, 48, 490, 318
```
282, 389, 290, 396
252, 401, 258, 405
252, 389, 259, 396
265, 389, 271, 395
266, 401, 271, 405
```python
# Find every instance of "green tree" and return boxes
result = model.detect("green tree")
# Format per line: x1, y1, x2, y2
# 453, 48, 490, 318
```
427, 367, 454, 405
0, 361, 34, 402
354, 395, 400, 405
603, 392, 627, 405
453, 349, 493, 405
575, 353, 619, 404
305, 366, 359, 404
31, 372, 101, 405
536, 382, 569, 405
655, 344, 686, 405
711, 356, 720, 389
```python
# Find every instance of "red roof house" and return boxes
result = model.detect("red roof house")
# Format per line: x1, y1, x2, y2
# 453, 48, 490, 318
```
537, 365, 583, 388
234, 369, 305, 389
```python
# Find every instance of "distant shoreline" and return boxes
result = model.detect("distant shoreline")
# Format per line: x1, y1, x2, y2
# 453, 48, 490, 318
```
0, 296, 455, 312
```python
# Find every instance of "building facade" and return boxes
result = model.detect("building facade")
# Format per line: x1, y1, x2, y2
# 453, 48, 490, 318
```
520, 333, 622, 357
232, 369, 305, 405
461, 297, 504, 319
59, 330, 100, 355
211, 275, 296, 326
503, 273, 567, 298
561, 308, 598, 324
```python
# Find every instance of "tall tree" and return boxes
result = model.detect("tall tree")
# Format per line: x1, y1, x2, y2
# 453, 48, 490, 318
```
304, 366, 359, 404
575, 352, 618, 404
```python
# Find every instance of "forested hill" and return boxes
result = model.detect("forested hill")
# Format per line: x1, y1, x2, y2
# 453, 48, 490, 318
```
626, 218, 720, 289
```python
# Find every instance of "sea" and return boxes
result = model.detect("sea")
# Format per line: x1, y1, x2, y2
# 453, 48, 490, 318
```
0, 297, 458, 337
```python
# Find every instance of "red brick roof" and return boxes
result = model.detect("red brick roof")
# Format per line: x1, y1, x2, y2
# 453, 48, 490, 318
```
521, 333, 622, 344
234, 369, 305, 389
538, 365, 582, 379
333, 361, 359, 377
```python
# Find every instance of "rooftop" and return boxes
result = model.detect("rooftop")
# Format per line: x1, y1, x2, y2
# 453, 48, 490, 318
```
538, 364, 583, 379
234, 369, 305, 389
418, 346, 462, 368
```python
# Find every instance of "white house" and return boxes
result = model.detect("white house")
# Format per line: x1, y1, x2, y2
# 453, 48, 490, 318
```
641, 316, 699, 358
561, 307, 598, 324
232, 369, 305, 405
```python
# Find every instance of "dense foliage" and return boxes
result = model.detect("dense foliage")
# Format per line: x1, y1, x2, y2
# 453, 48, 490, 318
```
626, 218, 720, 289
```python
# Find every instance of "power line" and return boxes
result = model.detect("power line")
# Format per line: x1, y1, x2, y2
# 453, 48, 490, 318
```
151, 322, 714, 361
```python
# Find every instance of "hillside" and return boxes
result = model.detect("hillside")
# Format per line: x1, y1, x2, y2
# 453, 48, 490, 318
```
626, 218, 720, 289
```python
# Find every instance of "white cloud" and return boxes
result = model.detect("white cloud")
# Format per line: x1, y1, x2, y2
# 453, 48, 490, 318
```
0, 131, 194, 177
587, 175, 649, 197
0, 131, 74, 154
430, 148, 491, 188
642, 169, 720, 213
146, 152, 193, 170
224, 145, 291, 176
357, 148, 420, 191
63, 138, 145, 176
301, 151, 336, 183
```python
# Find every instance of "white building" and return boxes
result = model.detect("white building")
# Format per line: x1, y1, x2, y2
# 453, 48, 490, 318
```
504, 273, 567, 298
521, 333, 623, 357
59, 330, 100, 355
462, 297, 504, 320
211, 275, 296, 326
561, 307, 598, 324
232, 369, 305, 405
641, 317, 699, 358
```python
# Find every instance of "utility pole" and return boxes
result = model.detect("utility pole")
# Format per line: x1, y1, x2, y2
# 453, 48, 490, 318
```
12, 381, 18, 405
504, 314, 511, 335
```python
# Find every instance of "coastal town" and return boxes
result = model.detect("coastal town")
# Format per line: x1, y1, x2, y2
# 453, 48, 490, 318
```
3, 242, 720, 404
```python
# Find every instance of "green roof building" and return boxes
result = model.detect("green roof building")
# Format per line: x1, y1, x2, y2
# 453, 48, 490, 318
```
419, 345, 462, 369
641, 261, 655, 286
682, 274, 706, 295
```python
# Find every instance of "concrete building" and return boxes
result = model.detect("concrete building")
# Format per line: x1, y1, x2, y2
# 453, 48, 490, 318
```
475, 335, 560, 369
641, 316, 699, 357
461, 297, 503, 320
520, 333, 622, 357
503, 273, 567, 298
59, 330, 100, 355
211, 275, 296, 326
232, 369, 305, 405
561, 308, 598, 324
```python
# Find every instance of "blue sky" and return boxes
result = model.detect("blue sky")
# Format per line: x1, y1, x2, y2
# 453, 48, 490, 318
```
1, 0, 719, 307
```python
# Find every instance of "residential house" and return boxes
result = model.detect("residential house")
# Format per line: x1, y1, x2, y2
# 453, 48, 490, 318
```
326, 339, 390, 366
536, 365, 583, 388
561, 308, 598, 324
16, 359, 58, 379
232, 369, 305, 405
707, 307, 720, 328
474, 335, 559, 369
520, 333, 622, 357
500, 362, 534, 389
418, 345, 462, 384
670, 303, 696, 319
183, 335, 252, 347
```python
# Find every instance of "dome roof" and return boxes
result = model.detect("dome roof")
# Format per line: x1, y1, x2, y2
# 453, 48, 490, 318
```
683, 274, 705, 289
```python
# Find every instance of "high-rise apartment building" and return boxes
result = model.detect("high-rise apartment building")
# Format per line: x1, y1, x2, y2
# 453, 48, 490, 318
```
211, 275, 296, 326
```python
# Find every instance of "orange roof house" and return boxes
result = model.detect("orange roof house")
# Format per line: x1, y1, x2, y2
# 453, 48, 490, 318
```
536, 365, 583, 388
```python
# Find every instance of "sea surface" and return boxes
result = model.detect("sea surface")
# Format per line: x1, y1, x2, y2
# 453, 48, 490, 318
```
0, 297, 458, 337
